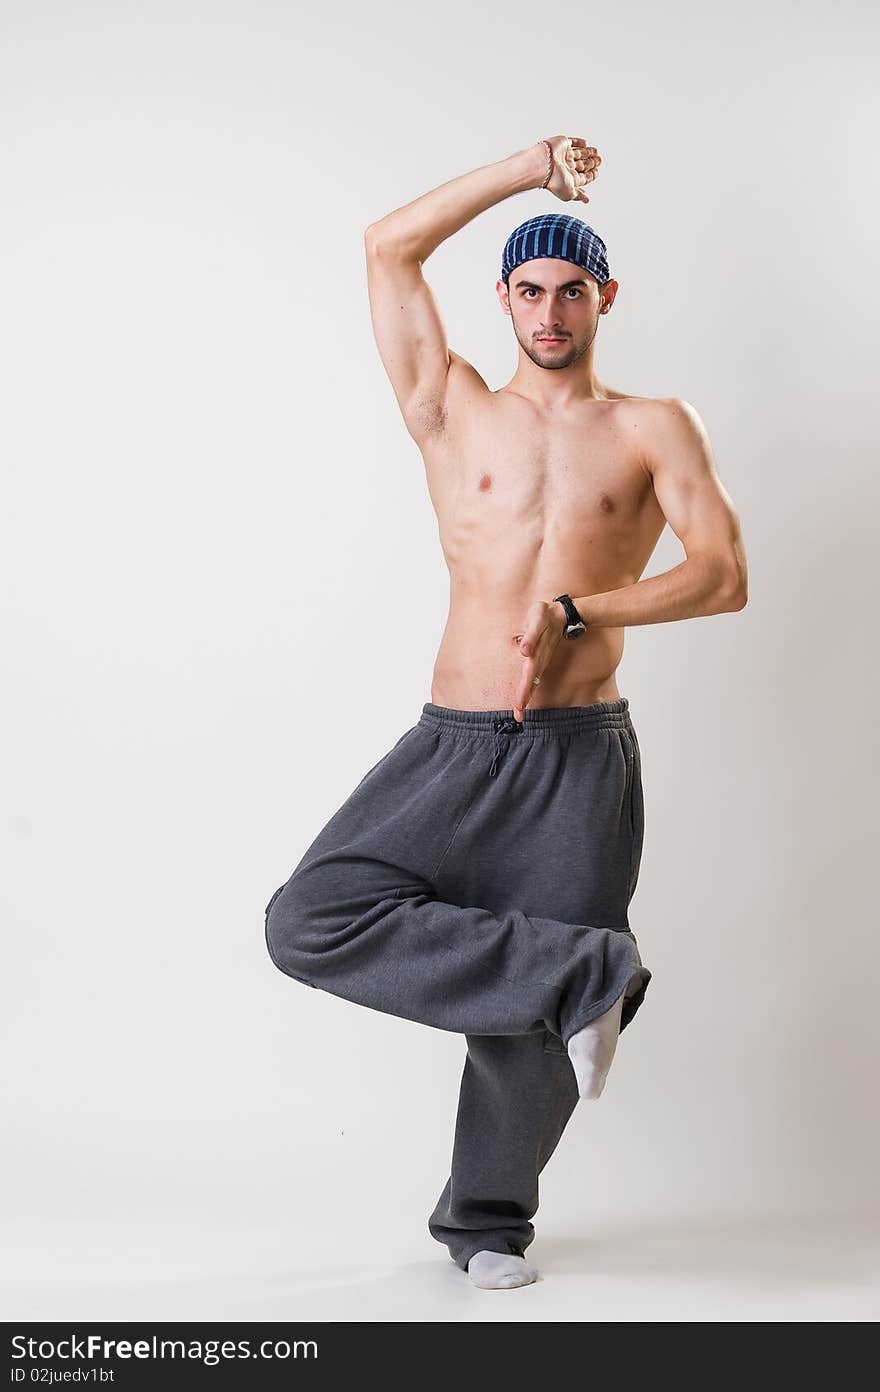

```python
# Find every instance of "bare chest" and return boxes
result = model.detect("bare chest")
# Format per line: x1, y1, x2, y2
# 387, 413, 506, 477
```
423, 396, 665, 583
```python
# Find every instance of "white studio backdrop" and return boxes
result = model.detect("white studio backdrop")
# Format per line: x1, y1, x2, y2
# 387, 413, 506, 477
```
2, 0, 878, 1317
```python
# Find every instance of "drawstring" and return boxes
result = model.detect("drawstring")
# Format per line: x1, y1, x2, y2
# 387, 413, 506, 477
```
488, 716, 521, 777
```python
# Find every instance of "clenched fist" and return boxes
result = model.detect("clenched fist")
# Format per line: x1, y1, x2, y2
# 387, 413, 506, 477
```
539, 135, 602, 204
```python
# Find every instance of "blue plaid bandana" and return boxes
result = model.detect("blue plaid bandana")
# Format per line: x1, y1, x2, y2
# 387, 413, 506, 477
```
501, 213, 611, 287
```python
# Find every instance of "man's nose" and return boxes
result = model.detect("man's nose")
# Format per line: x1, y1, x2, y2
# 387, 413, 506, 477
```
540, 301, 564, 330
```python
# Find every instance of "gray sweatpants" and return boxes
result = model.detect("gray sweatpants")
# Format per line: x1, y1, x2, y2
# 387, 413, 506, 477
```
264, 698, 651, 1270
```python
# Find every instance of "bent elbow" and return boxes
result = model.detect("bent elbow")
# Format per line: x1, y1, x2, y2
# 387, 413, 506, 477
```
707, 563, 747, 614
364, 221, 399, 255
364, 223, 385, 253
724, 576, 748, 611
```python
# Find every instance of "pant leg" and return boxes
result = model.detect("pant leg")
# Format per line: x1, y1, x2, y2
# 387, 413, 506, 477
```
426, 1033, 580, 1267
264, 714, 650, 1048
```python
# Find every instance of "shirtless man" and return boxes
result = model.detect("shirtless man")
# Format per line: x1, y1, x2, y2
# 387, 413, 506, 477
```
264, 135, 748, 1291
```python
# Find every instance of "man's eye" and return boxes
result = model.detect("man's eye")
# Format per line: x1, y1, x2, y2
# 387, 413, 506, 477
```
521, 288, 580, 299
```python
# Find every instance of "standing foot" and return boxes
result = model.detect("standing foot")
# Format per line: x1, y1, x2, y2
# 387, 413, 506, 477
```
566, 989, 626, 1099
466, 1250, 540, 1289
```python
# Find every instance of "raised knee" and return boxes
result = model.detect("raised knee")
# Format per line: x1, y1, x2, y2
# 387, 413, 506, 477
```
264, 877, 314, 981
264, 880, 289, 963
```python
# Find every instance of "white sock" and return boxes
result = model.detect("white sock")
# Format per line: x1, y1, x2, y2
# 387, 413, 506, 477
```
466, 1249, 540, 1289
566, 989, 625, 1099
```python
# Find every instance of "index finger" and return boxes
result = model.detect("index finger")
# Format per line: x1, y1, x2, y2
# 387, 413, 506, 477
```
514, 661, 541, 716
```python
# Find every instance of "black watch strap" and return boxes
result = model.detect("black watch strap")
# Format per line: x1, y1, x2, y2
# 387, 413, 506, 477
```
553, 593, 588, 639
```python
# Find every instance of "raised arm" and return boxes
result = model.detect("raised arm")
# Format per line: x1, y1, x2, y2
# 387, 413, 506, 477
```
363, 137, 600, 445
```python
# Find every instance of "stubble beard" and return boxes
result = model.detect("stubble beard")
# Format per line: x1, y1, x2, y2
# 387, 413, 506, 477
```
512, 315, 598, 372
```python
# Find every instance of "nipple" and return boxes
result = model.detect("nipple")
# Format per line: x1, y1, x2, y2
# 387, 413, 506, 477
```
478, 473, 492, 492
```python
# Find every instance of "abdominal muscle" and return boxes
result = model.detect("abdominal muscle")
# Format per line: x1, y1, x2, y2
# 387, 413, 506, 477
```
431, 585, 626, 711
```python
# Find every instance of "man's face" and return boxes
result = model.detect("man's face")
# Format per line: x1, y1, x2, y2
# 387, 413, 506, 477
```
498, 257, 616, 370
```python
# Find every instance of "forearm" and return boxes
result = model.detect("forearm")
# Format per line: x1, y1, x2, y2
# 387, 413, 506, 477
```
365, 144, 548, 262
565, 555, 746, 629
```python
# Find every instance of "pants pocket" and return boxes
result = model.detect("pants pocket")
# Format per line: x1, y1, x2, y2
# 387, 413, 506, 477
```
623, 729, 645, 900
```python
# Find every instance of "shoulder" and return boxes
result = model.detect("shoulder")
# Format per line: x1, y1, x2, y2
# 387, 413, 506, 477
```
618, 396, 712, 475
618, 393, 702, 423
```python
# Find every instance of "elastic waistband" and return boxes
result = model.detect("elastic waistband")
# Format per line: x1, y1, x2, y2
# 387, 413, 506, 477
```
418, 698, 632, 738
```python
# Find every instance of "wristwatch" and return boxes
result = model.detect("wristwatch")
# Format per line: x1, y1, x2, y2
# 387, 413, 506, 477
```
552, 593, 588, 639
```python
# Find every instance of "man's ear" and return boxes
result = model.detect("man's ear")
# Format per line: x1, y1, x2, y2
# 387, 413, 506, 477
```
496, 278, 512, 316
600, 279, 619, 313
